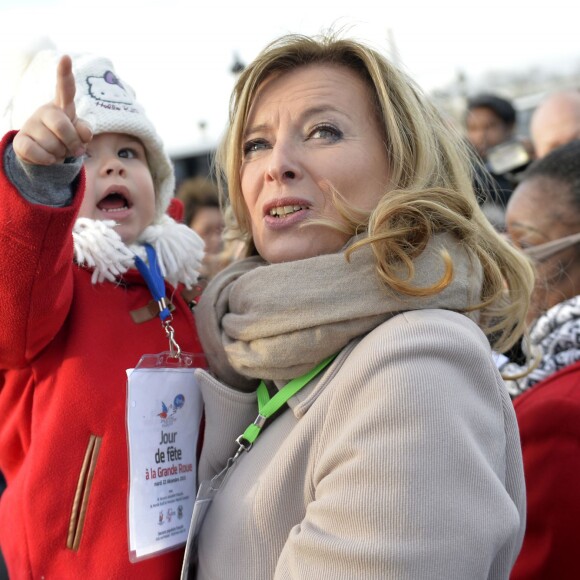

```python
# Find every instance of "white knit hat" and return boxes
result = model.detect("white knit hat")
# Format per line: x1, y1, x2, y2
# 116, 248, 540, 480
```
4, 46, 174, 221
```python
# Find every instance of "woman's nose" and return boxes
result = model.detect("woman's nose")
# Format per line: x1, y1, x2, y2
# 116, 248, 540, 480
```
265, 142, 301, 183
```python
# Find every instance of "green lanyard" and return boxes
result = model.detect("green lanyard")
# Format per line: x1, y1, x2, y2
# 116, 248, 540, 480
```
236, 354, 337, 452
192, 353, 338, 528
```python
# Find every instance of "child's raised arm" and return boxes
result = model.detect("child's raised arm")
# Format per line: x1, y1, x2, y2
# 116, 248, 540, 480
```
13, 55, 92, 166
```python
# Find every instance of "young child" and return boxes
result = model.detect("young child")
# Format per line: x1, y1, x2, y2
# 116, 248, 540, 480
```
0, 49, 205, 578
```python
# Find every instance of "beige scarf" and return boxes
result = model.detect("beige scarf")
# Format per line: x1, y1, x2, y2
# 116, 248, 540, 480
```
195, 233, 483, 391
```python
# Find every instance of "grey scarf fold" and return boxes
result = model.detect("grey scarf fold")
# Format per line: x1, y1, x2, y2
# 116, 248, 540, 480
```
195, 233, 483, 390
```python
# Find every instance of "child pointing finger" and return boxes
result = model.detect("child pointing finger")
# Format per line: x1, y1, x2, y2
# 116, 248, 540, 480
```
14, 55, 92, 164
0, 48, 206, 579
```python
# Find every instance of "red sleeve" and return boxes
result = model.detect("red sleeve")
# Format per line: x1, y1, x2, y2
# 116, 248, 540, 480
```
511, 370, 580, 580
0, 131, 85, 368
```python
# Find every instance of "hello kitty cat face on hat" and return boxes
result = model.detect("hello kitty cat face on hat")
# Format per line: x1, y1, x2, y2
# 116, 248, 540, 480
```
86, 70, 133, 105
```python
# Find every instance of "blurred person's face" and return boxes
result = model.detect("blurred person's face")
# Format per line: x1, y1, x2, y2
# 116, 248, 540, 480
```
239, 63, 390, 263
190, 207, 224, 255
81, 133, 156, 245
506, 176, 580, 325
466, 107, 513, 158
531, 94, 580, 158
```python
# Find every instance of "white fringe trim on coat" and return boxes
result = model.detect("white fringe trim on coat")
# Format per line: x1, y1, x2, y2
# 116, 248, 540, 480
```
73, 216, 204, 289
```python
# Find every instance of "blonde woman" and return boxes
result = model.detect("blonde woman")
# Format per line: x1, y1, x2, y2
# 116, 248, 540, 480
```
184, 32, 534, 579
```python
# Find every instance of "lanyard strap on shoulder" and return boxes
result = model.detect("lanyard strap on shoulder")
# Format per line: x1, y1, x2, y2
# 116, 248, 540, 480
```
237, 354, 337, 451
134, 244, 171, 321
134, 244, 181, 357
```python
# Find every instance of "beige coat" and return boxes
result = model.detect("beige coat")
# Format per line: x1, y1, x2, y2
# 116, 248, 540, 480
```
194, 309, 525, 579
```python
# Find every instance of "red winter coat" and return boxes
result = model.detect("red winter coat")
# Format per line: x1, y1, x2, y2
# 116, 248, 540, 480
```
0, 133, 204, 578
511, 359, 580, 579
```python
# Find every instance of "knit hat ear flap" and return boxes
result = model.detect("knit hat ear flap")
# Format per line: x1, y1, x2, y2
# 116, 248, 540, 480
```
2, 46, 174, 222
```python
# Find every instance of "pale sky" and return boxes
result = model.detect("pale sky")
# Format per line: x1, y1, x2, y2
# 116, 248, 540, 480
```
1, 0, 578, 155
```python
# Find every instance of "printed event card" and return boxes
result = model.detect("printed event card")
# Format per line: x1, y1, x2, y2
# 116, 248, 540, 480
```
126, 366, 202, 560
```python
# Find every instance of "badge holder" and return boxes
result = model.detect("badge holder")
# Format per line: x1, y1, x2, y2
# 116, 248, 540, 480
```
126, 244, 204, 562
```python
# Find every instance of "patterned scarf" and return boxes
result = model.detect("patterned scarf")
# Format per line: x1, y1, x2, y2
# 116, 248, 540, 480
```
503, 295, 580, 397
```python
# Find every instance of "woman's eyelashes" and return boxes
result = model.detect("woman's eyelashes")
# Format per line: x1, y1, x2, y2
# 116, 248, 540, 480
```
309, 123, 343, 142
243, 138, 270, 156
243, 124, 344, 158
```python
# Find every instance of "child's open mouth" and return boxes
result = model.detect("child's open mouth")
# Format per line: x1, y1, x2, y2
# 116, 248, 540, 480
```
97, 192, 132, 213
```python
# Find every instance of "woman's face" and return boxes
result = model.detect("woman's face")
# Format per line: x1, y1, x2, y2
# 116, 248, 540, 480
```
506, 176, 580, 324
239, 63, 390, 263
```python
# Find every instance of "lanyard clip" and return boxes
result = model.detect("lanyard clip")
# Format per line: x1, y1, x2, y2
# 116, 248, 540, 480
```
157, 297, 170, 316
236, 412, 267, 454
163, 318, 181, 359
235, 434, 253, 454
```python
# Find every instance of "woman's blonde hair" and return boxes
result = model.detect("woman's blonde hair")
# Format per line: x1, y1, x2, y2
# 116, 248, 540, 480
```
215, 32, 534, 352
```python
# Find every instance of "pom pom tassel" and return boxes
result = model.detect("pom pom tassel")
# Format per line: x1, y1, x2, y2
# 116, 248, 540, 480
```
73, 216, 205, 288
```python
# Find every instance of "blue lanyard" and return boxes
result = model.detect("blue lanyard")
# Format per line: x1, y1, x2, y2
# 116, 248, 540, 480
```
134, 244, 181, 357
134, 244, 171, 322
